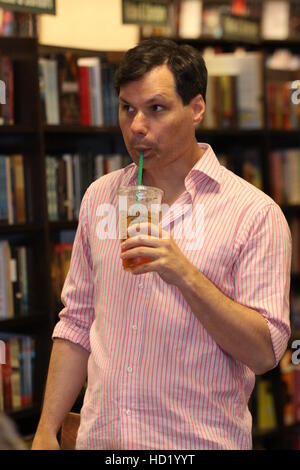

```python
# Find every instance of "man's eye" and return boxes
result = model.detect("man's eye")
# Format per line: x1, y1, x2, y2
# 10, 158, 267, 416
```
152, 104, 163, 112
122, 104, 135, 113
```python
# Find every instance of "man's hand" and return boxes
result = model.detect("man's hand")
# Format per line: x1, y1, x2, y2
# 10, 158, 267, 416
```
31, 428, 60, 450
120, 222, 192, 286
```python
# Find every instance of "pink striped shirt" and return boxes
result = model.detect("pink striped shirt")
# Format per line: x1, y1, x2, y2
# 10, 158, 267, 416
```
53, 143, 292, 450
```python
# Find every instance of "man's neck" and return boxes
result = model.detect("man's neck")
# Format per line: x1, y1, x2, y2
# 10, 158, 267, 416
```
143, 144, 203, 192
141, 143, 204, 205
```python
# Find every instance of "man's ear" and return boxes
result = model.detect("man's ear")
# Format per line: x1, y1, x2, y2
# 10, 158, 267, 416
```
190, 94, 206, 126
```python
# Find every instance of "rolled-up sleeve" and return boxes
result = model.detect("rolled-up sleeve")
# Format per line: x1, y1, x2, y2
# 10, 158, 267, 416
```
52, 187, 95, 352
233, 203, 292, 367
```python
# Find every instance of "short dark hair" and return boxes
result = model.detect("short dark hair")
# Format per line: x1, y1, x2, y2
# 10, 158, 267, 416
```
114, 38, 207, 105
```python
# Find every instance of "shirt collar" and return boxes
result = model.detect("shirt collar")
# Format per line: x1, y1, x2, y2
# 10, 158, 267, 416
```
121, 143, 222, 196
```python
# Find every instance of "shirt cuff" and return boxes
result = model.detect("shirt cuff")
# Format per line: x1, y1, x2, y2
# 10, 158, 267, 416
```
52, 318, 91, 353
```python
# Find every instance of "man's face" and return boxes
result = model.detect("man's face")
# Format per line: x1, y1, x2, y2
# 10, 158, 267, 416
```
118, 65, 199, 172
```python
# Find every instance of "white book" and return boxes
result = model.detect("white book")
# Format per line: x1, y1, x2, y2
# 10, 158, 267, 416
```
179, 0, 202, 39
262, 1, 290, 40
235, 53, 263, 129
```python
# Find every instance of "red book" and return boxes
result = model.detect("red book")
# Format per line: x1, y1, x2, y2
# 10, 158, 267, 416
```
1, 341, 12, 410
78, 65, 91, 126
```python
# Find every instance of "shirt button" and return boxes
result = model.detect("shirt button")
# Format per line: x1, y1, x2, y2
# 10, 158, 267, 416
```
132, 325, 137, 330
138, 283, 144, 288
126, 409, 131, 416
127, 366, 133, 373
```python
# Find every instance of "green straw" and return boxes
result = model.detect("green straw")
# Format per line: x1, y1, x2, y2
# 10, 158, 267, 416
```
136, 151, 144, 202
137, 151, 144, 186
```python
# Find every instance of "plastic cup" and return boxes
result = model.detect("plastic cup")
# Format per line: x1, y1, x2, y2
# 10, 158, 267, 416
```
117, 185, 164, 271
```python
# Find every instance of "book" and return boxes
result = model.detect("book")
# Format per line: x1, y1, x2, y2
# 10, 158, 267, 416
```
10, 154, 26, 224
57, 52, 81, 125
262, 1, 290, 40
178, 0, 202, 39
203, 51, 263, 129
256, 376, 277, 432
0, 56, 14, 125
78, 64, 91, 126
77, 57, 103, 127
39, 58, 60, 125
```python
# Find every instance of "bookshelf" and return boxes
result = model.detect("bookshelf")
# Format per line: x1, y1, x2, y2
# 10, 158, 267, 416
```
0, 38, 130, 440
0, 37, 52, 437
0, 28, 299, 448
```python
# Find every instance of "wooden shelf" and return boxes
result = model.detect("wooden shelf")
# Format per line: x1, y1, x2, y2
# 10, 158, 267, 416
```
44, 124, 121, 135
0, 313, 46, 332
0, 37, 37, 59
143, 36, 300, 51
196, 128, 264, 137
0, 223, 43, 235
262, 39, 300, 50
267, 130, 300, 139
0, 125, 36, 135
49, 221, 78, 231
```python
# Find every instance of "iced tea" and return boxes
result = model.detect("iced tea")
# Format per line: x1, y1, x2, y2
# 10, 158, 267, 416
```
122, 213, 153, 271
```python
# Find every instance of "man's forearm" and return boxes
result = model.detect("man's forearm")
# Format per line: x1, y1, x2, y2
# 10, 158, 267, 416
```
36, 338, 89, 435
178, 263, 276, 375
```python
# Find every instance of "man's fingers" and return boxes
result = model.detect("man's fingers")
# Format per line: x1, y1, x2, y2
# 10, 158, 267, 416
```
127, 222, 169, 239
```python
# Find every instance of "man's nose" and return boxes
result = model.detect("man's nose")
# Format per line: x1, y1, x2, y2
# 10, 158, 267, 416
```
130, 111, 147, 136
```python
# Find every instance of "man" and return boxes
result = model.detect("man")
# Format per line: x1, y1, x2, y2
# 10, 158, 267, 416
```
32, 38, 291, 450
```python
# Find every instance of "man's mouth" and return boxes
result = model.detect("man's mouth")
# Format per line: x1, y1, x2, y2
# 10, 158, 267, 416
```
133, 146, 152, 157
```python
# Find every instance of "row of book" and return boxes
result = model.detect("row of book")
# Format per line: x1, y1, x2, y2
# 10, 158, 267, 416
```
0, 56, 14, 125
39, 54, 119, 127
0, 154, 26, 225
0, 241, 29, 320
0, 334, 35, 412
255, 349, 300, 433
46, 153, 130, 222
3, 48, 300, 133
269, 149, 300, 206
0, 9, 39, 38
201, 51, 263, 130
266, 52, 300, 130
266, 79, 300, 130
141, 0, 300, 41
